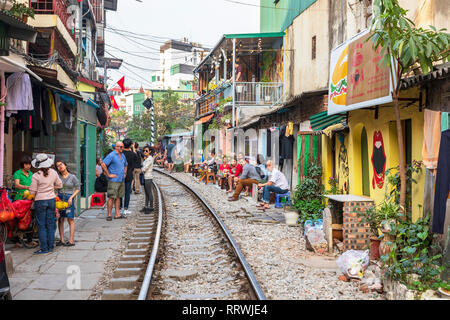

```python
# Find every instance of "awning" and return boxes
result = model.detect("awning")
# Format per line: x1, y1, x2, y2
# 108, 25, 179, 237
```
195, 113, 214, 125
0, 56, 42, 81
310, 111, 346, 131
43, 82, 83, 100
0, 11, 37, 43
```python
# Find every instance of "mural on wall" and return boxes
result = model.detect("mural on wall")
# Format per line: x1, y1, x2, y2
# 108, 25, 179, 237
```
338, 143, 349, 194
371, 130, 386, 189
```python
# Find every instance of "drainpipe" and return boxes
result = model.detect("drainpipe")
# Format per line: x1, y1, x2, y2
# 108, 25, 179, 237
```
232, 38, 236, 128
221, 49, 227, 81
0, 72, 5, 186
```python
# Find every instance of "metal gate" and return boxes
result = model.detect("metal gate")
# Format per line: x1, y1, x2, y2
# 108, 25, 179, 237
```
297, 133, 321, 181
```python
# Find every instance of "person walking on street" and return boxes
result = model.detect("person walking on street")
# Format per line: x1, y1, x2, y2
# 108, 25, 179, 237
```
257, 160, 290, 211
132, 142, 143, 194
228, 159, 261, 201
13, 156, 33, 200
101, 141, 128, 221
141, 146, 154, 213
29, 154, 63, 254
55, 160, 80, 247
121, 139, 138, 215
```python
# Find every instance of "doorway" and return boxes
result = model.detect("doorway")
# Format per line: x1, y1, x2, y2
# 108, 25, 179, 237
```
361, 127, 370, 196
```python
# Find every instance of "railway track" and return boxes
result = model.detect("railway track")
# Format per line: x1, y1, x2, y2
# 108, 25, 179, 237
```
101, 169, 265, 300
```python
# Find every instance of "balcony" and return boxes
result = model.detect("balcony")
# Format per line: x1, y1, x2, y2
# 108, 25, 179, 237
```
196, 81, 284, 118
30, 0, 75, 40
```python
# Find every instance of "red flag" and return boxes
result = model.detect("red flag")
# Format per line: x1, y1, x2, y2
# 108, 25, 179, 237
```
117, 76, 125, 93
110, 96, 119, 110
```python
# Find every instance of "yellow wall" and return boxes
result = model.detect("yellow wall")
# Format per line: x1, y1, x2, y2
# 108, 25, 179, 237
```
344, 88, 425, 222
77, 82, 96, 93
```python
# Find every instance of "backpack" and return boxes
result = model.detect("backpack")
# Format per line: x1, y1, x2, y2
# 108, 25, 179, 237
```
255, 166, 267, 180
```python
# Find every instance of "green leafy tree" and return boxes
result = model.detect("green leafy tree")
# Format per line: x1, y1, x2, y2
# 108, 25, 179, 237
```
126, 112, 153, 143
369, 0, 450, 217
154, 90, 194, 141
110, 110, 129, 140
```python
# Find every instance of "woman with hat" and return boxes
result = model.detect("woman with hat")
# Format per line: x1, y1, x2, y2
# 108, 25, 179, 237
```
29, 154, 63, 255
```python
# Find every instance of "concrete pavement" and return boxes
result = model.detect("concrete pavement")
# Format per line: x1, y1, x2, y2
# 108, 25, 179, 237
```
6, 195, 140, 300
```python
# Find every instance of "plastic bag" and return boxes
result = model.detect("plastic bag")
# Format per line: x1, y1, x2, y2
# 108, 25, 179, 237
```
12, 200, 33, 220
336, 249, 370, 279
304, 219, 324, 235
305, 228, 328, 254
0, 189, 15, 222
18, 211, 31, 231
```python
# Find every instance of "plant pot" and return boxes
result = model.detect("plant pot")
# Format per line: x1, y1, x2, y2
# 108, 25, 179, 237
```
369, 236, 381, 260
22, 15, 28, 23
379, 233, 395, 257
284, 210, 299, 226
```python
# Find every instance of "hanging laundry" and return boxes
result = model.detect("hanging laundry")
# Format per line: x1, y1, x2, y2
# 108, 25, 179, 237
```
53, 93, 62, 124
59, 101, 73, 130
5, 72, 33, 117
286, 121, 294, 137
48, 89, 58, 123
41, 88, 52, 136
432, 129, 450, 234
31, 84, 42, 138
442, 112, 449, 131
422, 109, 441, 170
279, 125, 294, 161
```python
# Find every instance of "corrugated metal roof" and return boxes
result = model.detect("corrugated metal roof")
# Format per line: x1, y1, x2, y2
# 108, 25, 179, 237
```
224, 32, 285, 39
310, 111, 346, 131
401, 63, 450, 89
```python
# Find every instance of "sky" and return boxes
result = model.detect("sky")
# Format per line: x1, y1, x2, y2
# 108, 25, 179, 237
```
104, 0, 260, 89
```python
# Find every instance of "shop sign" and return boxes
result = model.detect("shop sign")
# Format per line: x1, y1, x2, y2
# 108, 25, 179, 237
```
328, 29, 395, 115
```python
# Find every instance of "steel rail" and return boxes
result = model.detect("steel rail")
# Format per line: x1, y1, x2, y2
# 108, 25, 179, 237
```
154, 168, 266, 300
137, 180, 163, 300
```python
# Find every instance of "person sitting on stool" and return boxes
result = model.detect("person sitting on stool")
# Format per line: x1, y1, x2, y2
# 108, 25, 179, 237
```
256, 160, 289, 211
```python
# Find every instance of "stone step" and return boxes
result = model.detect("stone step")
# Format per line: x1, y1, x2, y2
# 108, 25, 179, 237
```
125, 248, 147, 255
102, 288, 136, 300
113, 267, 142, 277
119, 260, 145, 268
128, 242, 150, 249
129, 237, 151, 243
109, 276, 140, 289
121, 254, 146, 261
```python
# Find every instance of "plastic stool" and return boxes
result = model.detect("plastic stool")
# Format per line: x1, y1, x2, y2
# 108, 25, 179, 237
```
275, 192, 291, 208
90, 192, 106, 208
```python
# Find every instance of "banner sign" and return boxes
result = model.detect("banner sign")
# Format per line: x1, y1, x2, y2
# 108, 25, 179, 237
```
328, 29, 394, 115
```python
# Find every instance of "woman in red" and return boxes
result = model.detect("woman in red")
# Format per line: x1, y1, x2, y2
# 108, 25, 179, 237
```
218, 156, 231, 188
227, 158, 242, 193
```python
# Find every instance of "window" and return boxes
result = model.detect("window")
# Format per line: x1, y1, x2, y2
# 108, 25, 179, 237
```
312, 36, 316, 60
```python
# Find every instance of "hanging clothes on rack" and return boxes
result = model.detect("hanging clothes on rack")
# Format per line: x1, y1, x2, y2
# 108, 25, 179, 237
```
432, 129, 450, 234
5, 72, 33, 117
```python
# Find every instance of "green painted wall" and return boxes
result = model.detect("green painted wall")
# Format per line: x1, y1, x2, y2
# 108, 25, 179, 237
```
151, 90, 195, 101
87, 124, 97, 197
133, 93, 146, 115
260, 0, 317, 32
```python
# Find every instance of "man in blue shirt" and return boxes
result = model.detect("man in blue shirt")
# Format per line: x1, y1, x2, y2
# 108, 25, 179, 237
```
166, 139, 176, 173
101, 141, 128, 221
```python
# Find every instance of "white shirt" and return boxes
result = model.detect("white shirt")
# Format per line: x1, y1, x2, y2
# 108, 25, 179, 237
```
142, 156, 154, 179
6, 72, 34, 117
269, 168, 289, 190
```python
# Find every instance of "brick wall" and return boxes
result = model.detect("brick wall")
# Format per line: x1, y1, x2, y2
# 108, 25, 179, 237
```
343, 201, 373, 251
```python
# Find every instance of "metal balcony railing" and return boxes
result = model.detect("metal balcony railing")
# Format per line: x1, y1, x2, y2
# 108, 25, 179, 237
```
30, 0, 75, 40
235, 82, 284, 106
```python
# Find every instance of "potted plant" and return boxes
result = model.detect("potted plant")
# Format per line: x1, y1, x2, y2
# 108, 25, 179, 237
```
8, 0, 35, 22
359, 206, 382, 260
